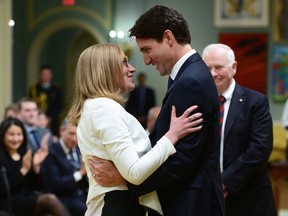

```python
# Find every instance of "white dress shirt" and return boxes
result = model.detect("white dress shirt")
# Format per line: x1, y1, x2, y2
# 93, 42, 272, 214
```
219, 79, 235, 173
59, 138, 82, 181
170, 49, 196, 80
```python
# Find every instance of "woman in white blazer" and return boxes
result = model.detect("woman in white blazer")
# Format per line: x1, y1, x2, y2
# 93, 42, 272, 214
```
68, 44, 202, 216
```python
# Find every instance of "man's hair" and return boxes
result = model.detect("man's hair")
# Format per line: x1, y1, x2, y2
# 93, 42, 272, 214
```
39, 64, 53, 73
129, 5, 191, 44
17, 97, 36, 111
60, 117, 70, 130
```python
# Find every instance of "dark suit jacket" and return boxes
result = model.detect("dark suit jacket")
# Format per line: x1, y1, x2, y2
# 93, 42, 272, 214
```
40, 141, 87, 215
126, 85, 156, 127
129, 53, 225, 216
222, 84, 276, 216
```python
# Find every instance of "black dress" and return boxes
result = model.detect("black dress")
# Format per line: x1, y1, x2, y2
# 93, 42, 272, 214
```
0, 153, 40, 216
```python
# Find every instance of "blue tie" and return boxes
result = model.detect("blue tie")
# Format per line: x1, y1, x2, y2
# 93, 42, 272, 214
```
68, 150, 80, 171
168, 77, 173, 89
30, 129, 41, 149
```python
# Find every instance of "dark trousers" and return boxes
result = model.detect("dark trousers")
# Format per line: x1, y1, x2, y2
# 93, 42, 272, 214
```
102, 190, 145, 216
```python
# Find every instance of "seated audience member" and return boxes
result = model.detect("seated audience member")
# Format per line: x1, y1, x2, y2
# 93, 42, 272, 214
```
17, 97, 54, 154
37, 110, 58, 142
37, 110, 51, 129
3, 103, 18, 119
41, 118, 88, 216
0, 117, 70, 216
145, 106, 161, 135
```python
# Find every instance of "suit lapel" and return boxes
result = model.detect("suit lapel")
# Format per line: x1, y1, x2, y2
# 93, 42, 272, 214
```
151, 52, 202, 145
224, 84, 245, 140
162, 52, 202, 105
55, 142, 75, 170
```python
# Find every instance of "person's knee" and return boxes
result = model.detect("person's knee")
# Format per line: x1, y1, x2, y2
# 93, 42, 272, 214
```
38, 193, 60, 207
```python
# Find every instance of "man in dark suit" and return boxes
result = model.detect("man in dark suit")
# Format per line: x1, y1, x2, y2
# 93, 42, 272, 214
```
89, 5, 225, 216
202, 43, 277, 216
17, 97, 54, 154
126, 72, 156, 128
41, 118, 88, 216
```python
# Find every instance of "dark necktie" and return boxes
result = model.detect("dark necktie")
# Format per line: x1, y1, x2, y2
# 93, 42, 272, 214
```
138, 87, 146, 114
168, 77, 173, 89
30, 129, 41, 149
68, 150, 80, 171
219, 95, 226, 136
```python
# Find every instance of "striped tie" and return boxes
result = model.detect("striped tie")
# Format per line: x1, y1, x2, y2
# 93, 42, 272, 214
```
219, 95, 226, 136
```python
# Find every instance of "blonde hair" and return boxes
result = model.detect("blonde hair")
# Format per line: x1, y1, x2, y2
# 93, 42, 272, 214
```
68, 44, 127, 126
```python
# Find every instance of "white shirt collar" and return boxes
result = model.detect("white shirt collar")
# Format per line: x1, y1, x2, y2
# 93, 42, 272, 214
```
221, 79, 236, 101
25, 125, 37, 133
170, 49, 196, 80
59, 138, 71, 155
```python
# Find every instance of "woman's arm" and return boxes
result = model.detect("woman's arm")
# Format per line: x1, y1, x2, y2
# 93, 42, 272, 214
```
89, 105, 202, 186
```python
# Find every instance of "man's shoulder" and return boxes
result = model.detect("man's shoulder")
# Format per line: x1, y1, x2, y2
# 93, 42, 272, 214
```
29, 83, 42, 91
48, 142, 64, 155
236, 84, 267, 99
51, 82, 62, 89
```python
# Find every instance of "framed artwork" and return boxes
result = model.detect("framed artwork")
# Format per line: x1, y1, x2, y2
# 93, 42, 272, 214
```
272, 46, 288, 102
214, 0, 269, 27
273, 0, 288, 42
219, 33, 267, 94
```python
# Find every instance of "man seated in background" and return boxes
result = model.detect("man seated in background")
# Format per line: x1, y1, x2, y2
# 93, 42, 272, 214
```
41, 118, 88, 216
17, 97, 53, 154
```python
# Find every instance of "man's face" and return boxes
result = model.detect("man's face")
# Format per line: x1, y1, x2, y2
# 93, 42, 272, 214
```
203, 48, 236, 94
40, 69, 53, 83
18, 101, 38, 126
136, 38, 173, 76
60, 124, 77, 150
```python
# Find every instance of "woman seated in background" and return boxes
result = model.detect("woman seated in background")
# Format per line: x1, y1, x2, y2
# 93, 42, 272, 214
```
0, 117, 70, 216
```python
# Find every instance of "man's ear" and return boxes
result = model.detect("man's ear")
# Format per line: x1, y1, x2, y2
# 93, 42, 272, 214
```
232, 61, 237, 75
163, 30, 174, 45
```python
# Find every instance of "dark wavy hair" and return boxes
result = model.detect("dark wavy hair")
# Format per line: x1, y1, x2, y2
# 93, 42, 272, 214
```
129, 5, 191, 44
0, 117, 28, 158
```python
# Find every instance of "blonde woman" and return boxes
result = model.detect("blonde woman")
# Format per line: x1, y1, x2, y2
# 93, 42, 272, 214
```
68, 44, 202, 216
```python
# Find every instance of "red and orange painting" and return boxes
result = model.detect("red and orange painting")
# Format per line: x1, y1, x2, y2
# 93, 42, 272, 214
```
219, 33, 267, 95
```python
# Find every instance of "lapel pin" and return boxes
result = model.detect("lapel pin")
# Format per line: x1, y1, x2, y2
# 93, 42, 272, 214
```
239, 98, 243, 102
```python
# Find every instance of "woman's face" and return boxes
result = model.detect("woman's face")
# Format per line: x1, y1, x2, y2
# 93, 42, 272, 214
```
4, 124, 24, 153
122, 56, 136, 93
